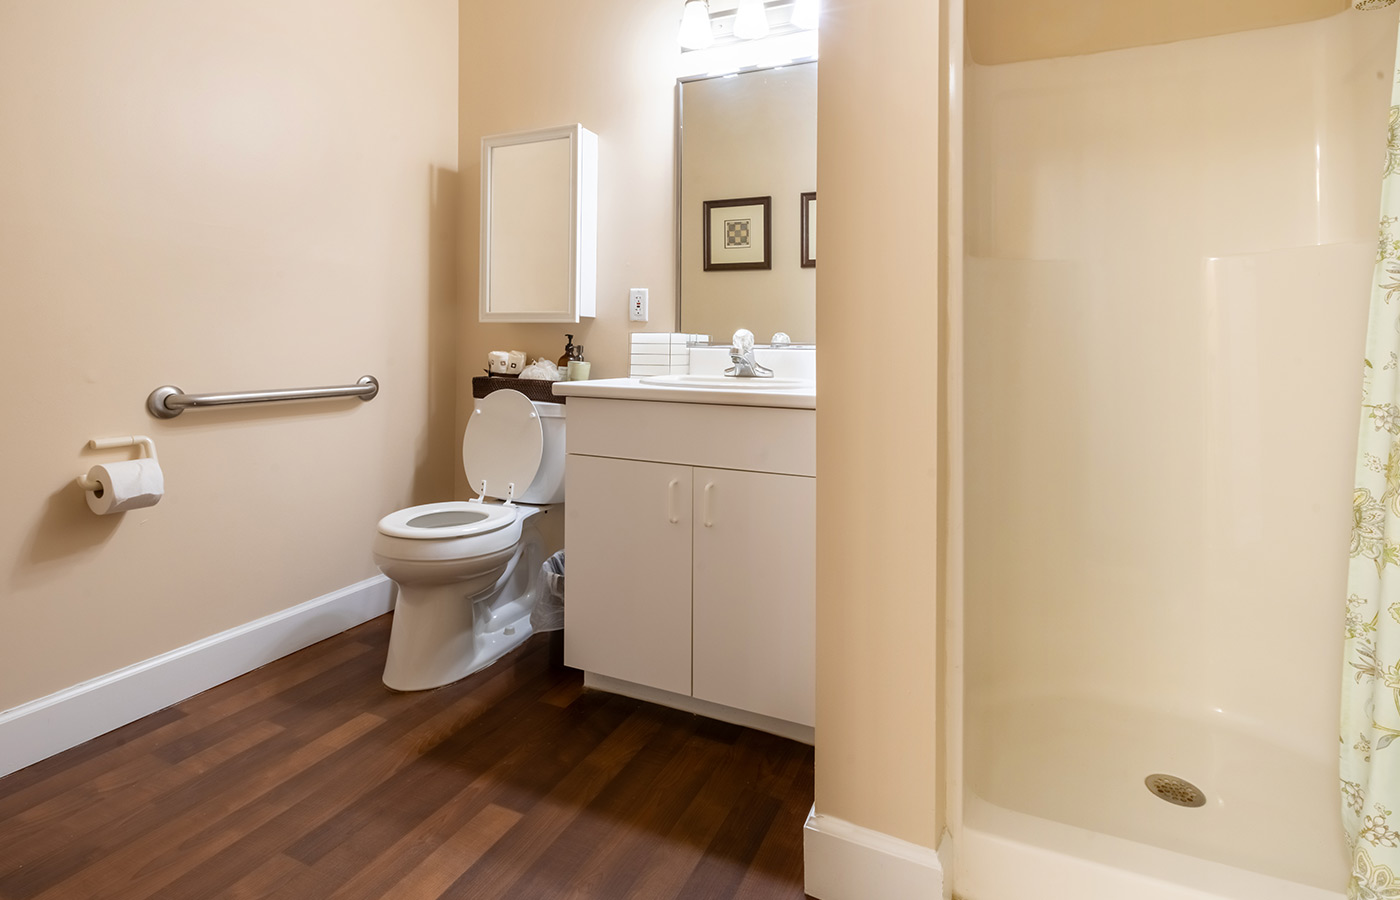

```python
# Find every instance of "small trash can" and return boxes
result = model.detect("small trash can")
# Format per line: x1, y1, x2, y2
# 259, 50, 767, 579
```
532, 550, 566, 666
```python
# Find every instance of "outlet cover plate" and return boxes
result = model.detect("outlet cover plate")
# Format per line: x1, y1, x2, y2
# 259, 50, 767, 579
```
629, 288, 648, 322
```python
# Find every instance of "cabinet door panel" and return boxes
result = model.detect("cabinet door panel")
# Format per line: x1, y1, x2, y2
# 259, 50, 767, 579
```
692, 468, 815, 726
564, 455, 692, 695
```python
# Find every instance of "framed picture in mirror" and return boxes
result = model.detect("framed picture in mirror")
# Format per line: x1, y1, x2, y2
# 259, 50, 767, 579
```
703, 196, 772, 271
800, 192, 816, 268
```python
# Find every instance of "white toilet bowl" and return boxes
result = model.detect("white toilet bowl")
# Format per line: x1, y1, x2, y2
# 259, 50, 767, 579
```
373, 391, 565, 691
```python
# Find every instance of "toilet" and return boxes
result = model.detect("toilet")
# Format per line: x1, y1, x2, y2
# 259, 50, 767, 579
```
372, 390, 566, 691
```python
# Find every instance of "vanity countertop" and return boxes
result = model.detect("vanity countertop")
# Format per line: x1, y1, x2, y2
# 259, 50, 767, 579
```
551, 376, 815, 410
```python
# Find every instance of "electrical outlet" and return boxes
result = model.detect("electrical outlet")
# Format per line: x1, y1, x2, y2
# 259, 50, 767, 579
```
629, 287, 649, 322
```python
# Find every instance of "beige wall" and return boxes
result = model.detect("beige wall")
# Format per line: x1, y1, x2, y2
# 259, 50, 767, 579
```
680, 64, 818, 344
0, 1, 459, 712
817, 0, 946, 847
968, 0, 1349, 64
456, 0, 680, 497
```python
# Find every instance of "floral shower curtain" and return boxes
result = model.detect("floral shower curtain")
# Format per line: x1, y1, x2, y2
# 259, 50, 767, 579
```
1344, 19, 1400, 898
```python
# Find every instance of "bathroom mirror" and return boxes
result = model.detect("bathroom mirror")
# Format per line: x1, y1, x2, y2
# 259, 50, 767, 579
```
480, 124, 597, 323
678, 63, 816, 344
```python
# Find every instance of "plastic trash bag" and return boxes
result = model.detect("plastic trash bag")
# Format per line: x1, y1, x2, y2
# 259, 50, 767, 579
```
531, 550, 565, 633
519, 358, 564, 381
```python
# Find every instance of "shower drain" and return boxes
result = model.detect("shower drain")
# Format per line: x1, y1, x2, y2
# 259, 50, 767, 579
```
1144, 773, 1206, 808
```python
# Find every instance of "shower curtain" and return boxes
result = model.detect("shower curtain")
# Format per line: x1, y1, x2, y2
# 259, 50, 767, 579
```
1344, 18, 1400, 898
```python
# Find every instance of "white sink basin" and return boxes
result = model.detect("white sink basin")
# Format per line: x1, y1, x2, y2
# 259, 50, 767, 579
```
639, 374, 813, 391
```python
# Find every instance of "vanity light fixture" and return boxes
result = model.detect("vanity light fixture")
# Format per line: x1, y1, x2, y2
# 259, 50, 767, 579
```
679, 0, 715, 49
676, 0, 818, 76
791, 0, 820, 30
733, 0, 770, 40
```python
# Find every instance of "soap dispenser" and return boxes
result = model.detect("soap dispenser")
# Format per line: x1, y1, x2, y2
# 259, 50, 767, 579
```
558, 334, 577, 368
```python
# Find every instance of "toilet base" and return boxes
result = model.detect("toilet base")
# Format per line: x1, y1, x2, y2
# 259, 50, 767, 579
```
381, 583, 536, 691
443, 609, 535, 687
381, 507, 559, 691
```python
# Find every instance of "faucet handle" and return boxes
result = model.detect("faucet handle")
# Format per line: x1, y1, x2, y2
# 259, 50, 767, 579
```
770, 332, 791, 348
731, 328, 755, 354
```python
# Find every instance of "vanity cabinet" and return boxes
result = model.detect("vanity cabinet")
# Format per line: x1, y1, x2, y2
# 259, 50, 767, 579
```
563, 396, 816, 732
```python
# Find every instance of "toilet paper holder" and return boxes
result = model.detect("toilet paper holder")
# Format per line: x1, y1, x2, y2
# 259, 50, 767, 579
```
76, 435, 158, 493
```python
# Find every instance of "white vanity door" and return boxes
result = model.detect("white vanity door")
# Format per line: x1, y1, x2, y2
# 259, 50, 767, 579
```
691, 467, 816, 727
564, 455, 693, 696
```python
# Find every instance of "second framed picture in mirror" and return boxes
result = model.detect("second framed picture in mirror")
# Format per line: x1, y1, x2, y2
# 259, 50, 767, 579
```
800, 192, 816, 269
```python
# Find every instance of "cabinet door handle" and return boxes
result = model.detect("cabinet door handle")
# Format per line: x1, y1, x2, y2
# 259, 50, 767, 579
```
667, 478, 680, 524
702, 481, 715, 528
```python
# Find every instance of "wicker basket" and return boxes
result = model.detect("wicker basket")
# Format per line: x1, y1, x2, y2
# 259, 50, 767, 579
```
471, 376, 565, 404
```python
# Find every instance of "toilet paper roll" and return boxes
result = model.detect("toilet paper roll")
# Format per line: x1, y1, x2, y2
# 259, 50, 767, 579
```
85, 458, 164, 515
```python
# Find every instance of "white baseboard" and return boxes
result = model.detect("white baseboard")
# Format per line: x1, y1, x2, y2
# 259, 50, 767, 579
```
0, 575, 395, 779
804, 806, 951, 900
582, 671, 814, 745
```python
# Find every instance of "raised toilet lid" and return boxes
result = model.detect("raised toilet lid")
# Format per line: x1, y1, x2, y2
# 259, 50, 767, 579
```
462, 390, 543, 502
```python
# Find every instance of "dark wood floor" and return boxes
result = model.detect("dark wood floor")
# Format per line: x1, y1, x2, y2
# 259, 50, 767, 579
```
0, 615, 814, 900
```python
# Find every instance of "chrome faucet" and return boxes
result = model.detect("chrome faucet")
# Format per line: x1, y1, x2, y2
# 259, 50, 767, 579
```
726, 329, 774, 378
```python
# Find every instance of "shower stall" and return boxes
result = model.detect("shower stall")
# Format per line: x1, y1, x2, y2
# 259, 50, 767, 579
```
955, 4, 1400, 897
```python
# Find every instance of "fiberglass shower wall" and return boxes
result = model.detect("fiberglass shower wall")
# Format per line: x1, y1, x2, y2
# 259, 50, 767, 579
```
962, 8, 1398, 890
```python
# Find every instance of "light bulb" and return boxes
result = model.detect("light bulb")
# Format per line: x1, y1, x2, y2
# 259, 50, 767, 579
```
679, 0, 714, 50
791, 0, 820, 30
733, 0, 769, 40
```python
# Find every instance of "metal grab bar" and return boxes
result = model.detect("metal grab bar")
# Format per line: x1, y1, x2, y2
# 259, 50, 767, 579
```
147, 376, 379, 419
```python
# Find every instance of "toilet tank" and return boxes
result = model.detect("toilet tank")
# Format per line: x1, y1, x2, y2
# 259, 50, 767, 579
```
519, 400, 566, 504
464, 393, 566, 505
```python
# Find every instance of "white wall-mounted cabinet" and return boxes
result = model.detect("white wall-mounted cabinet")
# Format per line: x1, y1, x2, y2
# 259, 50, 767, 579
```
563, 397, 816, 733
479, 124, 597, 323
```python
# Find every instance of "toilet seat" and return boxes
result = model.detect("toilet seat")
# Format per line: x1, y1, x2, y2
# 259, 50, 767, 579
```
377, 501, 517, 540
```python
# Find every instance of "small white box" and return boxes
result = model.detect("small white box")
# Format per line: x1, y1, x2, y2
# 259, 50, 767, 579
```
630, 332, 671, 345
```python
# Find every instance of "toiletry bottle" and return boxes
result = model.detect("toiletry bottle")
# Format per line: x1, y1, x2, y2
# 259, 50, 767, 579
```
567, 344, 591, 380
558, 334, 575, 368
